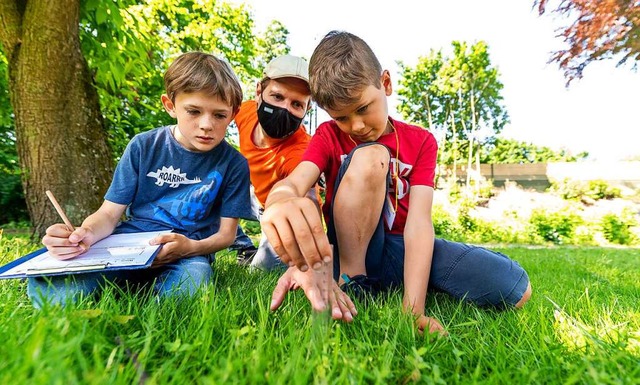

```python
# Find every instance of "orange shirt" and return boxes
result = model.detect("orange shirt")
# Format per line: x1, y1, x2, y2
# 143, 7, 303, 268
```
236, 100, 312, 207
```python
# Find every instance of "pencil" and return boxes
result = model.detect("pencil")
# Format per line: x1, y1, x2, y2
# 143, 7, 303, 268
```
45, 190, 76, 231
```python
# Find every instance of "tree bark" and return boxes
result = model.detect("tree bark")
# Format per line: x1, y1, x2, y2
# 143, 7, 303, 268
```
0, 0, 113, 237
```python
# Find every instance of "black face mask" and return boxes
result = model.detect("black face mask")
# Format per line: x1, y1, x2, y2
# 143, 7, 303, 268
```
257, 99, 303, 139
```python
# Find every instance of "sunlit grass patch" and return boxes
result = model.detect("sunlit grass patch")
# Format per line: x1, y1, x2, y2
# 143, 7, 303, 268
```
0, 244, 639, 383
551, 293, 640, 356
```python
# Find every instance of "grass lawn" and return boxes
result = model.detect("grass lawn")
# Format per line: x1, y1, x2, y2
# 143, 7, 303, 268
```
0, 235, 638, 384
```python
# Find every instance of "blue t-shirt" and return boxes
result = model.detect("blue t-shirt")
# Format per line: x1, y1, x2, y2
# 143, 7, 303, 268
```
105, 126, 253, 240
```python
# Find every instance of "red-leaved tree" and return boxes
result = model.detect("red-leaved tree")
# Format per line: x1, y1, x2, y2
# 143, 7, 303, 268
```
536, 0, 639, 83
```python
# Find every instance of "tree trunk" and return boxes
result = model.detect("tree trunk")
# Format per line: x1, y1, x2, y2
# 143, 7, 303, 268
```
0, 0, 113, 237
467, 90, 476, 192
466, 135, 473, 189
450, 111, 457, 182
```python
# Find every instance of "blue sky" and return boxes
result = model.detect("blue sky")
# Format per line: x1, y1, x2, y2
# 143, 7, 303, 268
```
231, 0, 640, 161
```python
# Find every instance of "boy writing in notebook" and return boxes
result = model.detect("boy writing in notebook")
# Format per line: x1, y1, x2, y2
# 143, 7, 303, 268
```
264, 31, 532, 334
29, 52, 253, 308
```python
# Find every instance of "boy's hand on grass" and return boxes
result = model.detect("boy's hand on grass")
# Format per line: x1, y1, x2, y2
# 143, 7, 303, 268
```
262, 197, 332, 273
270, 266, 357, 322
149, 233, 194, 267
415, 314, 447, 336
42, 224, 91, 260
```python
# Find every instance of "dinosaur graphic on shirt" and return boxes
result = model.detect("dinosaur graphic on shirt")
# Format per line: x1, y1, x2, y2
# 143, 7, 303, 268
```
147, 166, 201, 188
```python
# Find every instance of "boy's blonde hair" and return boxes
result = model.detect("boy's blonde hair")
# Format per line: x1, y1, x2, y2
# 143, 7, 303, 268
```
164, 52, 243, 111
309, 31, 382, 110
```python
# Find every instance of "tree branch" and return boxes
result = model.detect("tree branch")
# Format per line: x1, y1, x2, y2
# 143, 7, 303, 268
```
0, 0, 23, 58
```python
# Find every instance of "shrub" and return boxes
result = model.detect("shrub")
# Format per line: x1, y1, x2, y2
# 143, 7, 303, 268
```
600, 211, 638, 245
432, 204, 459, 239
549, 178, 621, 202
585, 180, 621, 200
548, 178, 583, 200
572, 224, 598, 246
473, 178, 495, 200
441, 177, 462, 201
529, 208, 583, 245
461, 217, 517, 244
457, 198, 478, 232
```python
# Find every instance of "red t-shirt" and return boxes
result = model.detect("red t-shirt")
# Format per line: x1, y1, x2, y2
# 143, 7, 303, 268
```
302, 117, 437, 234
236, 100, 312, 207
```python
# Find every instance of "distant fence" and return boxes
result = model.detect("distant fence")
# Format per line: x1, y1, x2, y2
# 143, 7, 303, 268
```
441, 162, 640, 190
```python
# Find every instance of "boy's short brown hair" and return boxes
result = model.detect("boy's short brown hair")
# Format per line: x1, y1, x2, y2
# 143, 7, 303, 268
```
164, 52, 243, 111
309, 31, 382, 110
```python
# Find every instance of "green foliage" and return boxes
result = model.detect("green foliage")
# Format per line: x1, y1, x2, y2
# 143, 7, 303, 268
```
0, 51, 11, 129
600, 210, 638, 245
0, 1, 290, 224
0, 173, 26, 225
439, 176, 462, 200
79, 0, 290, 159
549, 178, 622, 201
397, 41, 508, 165
0, 52, 28, 224
585, 180, 622, 200
469, 178, 495, 200
432, 204, 458, 239
456, 197, 479, 232
529, 208, 583, 245
432, 182, 639, 246
434, 191, 520, 244
239, 218, 261, 237
438, 196, 528, 245
479, 138, 589, 163
571, 224, 598, 246
396, 50, 445, 128
549, 179, 584, 200
254, 20, 290, 68
462, 217, 526, 245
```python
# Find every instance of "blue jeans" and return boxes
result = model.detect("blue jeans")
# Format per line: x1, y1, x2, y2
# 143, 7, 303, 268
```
27, 224, 214, 308
249, 186, 319, 272
250, 231, 286, 271
327, 143, 530, 309
27, 256, 213, 308
229, 225, 256, 251
229, 185, 261, 251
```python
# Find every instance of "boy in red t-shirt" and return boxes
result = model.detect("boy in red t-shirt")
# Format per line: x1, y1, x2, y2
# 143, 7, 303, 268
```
263, 31, 532, 334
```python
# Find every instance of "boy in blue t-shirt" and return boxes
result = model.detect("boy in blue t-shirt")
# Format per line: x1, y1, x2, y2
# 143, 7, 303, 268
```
29, 52, 253, 308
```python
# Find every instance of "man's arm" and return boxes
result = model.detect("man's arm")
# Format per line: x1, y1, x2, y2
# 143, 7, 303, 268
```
403, 185, 445, 334
262, 161, 331, 271
265, 161, 320, 205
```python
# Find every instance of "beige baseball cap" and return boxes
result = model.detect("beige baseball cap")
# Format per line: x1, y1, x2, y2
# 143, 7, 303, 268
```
264, 55, 309, 83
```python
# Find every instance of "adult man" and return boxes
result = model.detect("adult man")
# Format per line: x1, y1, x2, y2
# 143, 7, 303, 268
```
234, 55, 318, 269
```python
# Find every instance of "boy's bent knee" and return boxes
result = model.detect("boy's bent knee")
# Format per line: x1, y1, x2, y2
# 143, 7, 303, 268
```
27, 273, 105, 309
431, 242, 530, 309
345, 145, 390, 184
155, 256, 213, 298
515, 281, 532, 308
351, 144, 390, 170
